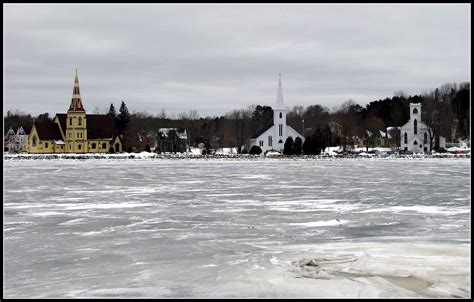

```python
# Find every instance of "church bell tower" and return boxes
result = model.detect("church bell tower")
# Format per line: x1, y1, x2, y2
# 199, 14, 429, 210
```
66, 69, 87, 153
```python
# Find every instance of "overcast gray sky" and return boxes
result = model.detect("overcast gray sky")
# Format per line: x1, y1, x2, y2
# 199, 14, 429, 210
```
4, 4, 470, 118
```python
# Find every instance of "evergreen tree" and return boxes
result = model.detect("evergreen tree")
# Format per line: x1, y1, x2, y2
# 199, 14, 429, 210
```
117, 101, 131, 136
107, 103, 117, 117
303, 136, 316, 155
249, 145, 262, 155
283, 137, 294, 155
293, 137, 303, 155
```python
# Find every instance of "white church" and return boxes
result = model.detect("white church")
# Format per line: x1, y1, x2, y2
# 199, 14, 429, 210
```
399, 103, 432, 153
247, 74, 304, 153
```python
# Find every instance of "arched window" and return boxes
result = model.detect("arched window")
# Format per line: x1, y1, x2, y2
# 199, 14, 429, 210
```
404, 133, 407, 144
414, 140, 418, 145
69, 117, 72, 126
414, 119, 417, 135
32, 136, 37, 147
78, 117, 82, 126
424, 133, 427, 144
279, 112, 282, 119
102, 143, 107, 149
413, 108, 418, 114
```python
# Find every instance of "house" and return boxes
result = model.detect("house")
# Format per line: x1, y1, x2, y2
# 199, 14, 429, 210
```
4, 127, 16, 152
4, 126, 29, 152
247, 74, 304, 153
28, 70, 122, 153
156, 128, 188, 153
399, 103, 431, 153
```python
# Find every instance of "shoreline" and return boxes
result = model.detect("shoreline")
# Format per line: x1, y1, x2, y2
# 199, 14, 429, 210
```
3, 152, 470, 160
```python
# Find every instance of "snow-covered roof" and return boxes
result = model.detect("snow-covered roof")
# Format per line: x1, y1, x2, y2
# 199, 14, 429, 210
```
54, 140, 65, 145
158, 128, 187, 139
379, 130, 392, 139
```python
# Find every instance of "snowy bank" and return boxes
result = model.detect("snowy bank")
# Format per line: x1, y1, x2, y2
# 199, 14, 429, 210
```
3, 152, 469, 160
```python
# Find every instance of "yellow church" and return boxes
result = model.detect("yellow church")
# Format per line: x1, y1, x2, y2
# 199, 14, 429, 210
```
28, 70, 123, 153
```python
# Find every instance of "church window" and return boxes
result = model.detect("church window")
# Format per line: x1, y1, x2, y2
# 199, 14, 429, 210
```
259, 140, 263, 147
404, 133, 407, 144
278, 139, 283, 144
92, 143, 96, 149
69, 117, 72, 126
78, 117, 82, 126
268, 136, 272, 147
32, 136, 37, 147
78, 144, 81, 150
414, 119, 417, 134
279, 124, 283, 136
279, 112, 282, 119
102, 143, 107, 149
45, 142, 48, 148
413, 140, 418, 145
413, 108, 418, 114
424, 133, 427, 144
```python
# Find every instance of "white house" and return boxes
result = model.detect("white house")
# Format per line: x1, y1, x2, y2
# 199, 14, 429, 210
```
247, 74, 304, 153
4, 126, 29, 153
400, 103, 431, 153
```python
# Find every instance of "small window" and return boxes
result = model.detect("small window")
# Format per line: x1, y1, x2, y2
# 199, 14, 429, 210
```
268, 136, 272, 147
414, 140, 418, 145
279, 124, 283, 136
424, 133, 427, 144
279, 112, 282, 119
259, 140, 263, 147
45, 142, 48, 148
78, 144, 81, 150
78, 117, 82, 126
413, 108, 418, 114
77, 132, 80, 138
69, 117, 72, 126
102, 143, 107, 149
92, 143, 96, 149
414, 119, 417, 135
404, 147, 408, 151
278, 139, 283, 143
404, 133, 407, 144
32, 136, 37, 147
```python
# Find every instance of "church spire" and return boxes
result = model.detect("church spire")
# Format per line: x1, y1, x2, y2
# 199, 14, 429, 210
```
68, 69, 86, 112
276, 73, 284, 108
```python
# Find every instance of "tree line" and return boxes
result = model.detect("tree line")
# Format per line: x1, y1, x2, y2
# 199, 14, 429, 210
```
4, 81, 470, 153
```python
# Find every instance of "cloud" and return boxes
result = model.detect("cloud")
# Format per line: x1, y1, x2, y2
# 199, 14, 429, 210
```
4, 4, 470, 117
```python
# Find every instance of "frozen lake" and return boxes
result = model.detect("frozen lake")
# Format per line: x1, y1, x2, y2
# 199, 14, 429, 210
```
3, 158, 471, 298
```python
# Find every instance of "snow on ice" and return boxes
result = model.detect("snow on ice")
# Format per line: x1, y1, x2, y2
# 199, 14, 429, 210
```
3, 158, 471, 298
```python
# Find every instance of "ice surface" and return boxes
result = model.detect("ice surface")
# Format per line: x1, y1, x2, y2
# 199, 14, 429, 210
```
3, 158, 471, 298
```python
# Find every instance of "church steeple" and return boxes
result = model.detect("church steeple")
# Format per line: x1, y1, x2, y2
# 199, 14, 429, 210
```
276, 73, 284, 109
68, 69, 86, 112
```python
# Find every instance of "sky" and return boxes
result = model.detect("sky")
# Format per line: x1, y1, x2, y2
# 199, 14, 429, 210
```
4, 4, 471, 118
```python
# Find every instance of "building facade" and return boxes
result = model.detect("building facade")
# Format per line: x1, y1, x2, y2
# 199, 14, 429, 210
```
4, 126, 29, 152
399, 103, 431, 153
28, 70, 122, 153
